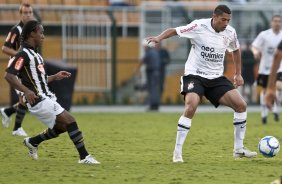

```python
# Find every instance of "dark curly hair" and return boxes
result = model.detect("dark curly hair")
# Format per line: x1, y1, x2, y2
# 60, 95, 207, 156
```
20, 20, 41, 45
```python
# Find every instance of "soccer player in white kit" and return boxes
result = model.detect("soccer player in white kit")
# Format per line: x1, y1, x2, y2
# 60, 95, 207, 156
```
146, 5, 257, 162
251, 15, 282, 124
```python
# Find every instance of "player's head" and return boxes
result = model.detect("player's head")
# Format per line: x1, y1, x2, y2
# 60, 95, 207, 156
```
19, 3, 34, 24
271, 15, 281, 32
21, 20, 44, 47
212, 5, 231, 32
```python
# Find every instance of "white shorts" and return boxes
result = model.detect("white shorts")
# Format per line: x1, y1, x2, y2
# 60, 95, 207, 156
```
14, 89, 24, 96
27, 96, 64, 129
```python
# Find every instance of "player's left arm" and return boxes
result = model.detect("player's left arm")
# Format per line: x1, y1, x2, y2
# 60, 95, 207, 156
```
232, 49, 244, 87
47, 71, 71, 83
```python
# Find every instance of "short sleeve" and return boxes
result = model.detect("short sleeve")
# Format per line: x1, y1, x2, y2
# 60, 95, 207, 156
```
175, 20, 199, 39
227, 30, 240, 52
6, 51, 28, 75
3, 28, 20, 49
252, 32, 264, 51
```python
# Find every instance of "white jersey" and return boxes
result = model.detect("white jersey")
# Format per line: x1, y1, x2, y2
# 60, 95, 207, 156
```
252, 29, 282, 75
175, 18, 240, 79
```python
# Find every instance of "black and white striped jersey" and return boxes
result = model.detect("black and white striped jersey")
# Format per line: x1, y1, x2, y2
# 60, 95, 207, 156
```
3, 21, 24, 52
6, 43, 55, 98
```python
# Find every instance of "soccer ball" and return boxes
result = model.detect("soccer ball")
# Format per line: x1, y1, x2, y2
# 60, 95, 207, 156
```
258, 136, 280, 157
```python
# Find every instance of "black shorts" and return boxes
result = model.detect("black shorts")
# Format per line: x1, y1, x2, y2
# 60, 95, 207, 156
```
180, 75, 234, 107
257, 74, 268, 88
257, 73, 282, 87
277, 72, 282, 81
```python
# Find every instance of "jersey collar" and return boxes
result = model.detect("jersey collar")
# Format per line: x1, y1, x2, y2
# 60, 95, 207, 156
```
22, 42, 38, 52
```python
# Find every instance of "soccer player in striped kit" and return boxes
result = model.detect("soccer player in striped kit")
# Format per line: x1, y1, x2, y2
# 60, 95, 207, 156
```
1, 3, 34, 136
5, 20, 100, 164
146, 5, 257, 162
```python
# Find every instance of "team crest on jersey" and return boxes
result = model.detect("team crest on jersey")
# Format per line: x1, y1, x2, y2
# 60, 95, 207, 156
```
187, 82, 194, 90
15, 57, 24, 70
37, 64, 45, 74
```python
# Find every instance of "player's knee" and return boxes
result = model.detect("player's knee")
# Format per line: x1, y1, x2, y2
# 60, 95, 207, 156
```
235, 100, 247, 112
184, 104, 197, 116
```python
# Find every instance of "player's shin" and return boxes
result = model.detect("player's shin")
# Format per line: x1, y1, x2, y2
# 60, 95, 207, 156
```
66, 122, 89, 160
233, 112, 247, 150
13, 104, 27, 131
29, 127, 60, 147
260, 91, 268, 120
174, 116, 191, 153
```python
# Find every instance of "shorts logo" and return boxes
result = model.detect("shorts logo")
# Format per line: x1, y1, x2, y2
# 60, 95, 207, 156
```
187, 82, 194, 90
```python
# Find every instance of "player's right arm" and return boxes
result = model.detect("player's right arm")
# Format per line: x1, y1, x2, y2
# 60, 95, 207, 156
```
5, 52, 38, 105
146, 28, 177, 45
146, 20, 198, 45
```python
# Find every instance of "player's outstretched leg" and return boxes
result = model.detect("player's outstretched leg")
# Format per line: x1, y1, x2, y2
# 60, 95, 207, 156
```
23, 127, 61, 160
66, 122, 100, 164
173, 116, 191, 163
12, 104, 28, 136
233, 112, 257, 159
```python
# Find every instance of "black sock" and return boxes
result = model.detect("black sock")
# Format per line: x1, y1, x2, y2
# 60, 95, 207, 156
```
13, 104, 27, 131
29, 127, 62, 147
67, 122, 89, 160
4, 103, 17, 117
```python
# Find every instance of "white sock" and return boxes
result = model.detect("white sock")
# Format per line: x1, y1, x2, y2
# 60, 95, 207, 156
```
233, 112, 247, 150
174, 116, 191, 153
273, 100, 278, 114
260, 91, 268, 118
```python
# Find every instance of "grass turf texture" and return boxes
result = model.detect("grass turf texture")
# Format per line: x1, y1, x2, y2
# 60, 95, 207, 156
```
0, 112, 281, 184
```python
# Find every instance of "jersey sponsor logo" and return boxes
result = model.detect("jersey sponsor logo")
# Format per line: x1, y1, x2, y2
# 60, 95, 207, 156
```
11, 33, 17, 44
15, 57, 24, 70
37, 64, 45, 74
200, 46, 224, 63
196, 69, 220, 76
187, 81, 194, 90
180, 24, 197, 33
5, 32, 11, 42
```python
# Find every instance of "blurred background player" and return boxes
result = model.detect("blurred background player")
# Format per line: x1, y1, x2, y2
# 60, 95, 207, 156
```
5, 20, 100, 164
265, 40, 282, 111
251, 15, 282, 124
146, 5, 257, 162
159, 44, 170, 98
137, 40, 161, 111
1, 3, 34, 136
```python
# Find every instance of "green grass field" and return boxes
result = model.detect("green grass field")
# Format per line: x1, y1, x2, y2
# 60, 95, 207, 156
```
0, 112, 281, 184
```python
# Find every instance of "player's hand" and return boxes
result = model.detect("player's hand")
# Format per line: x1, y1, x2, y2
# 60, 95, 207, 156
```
55, 71, 71, 80
145, 37, 160, 45
233, 74, 244, 88
24, 89, 39, 105
265, 89, 276, 110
